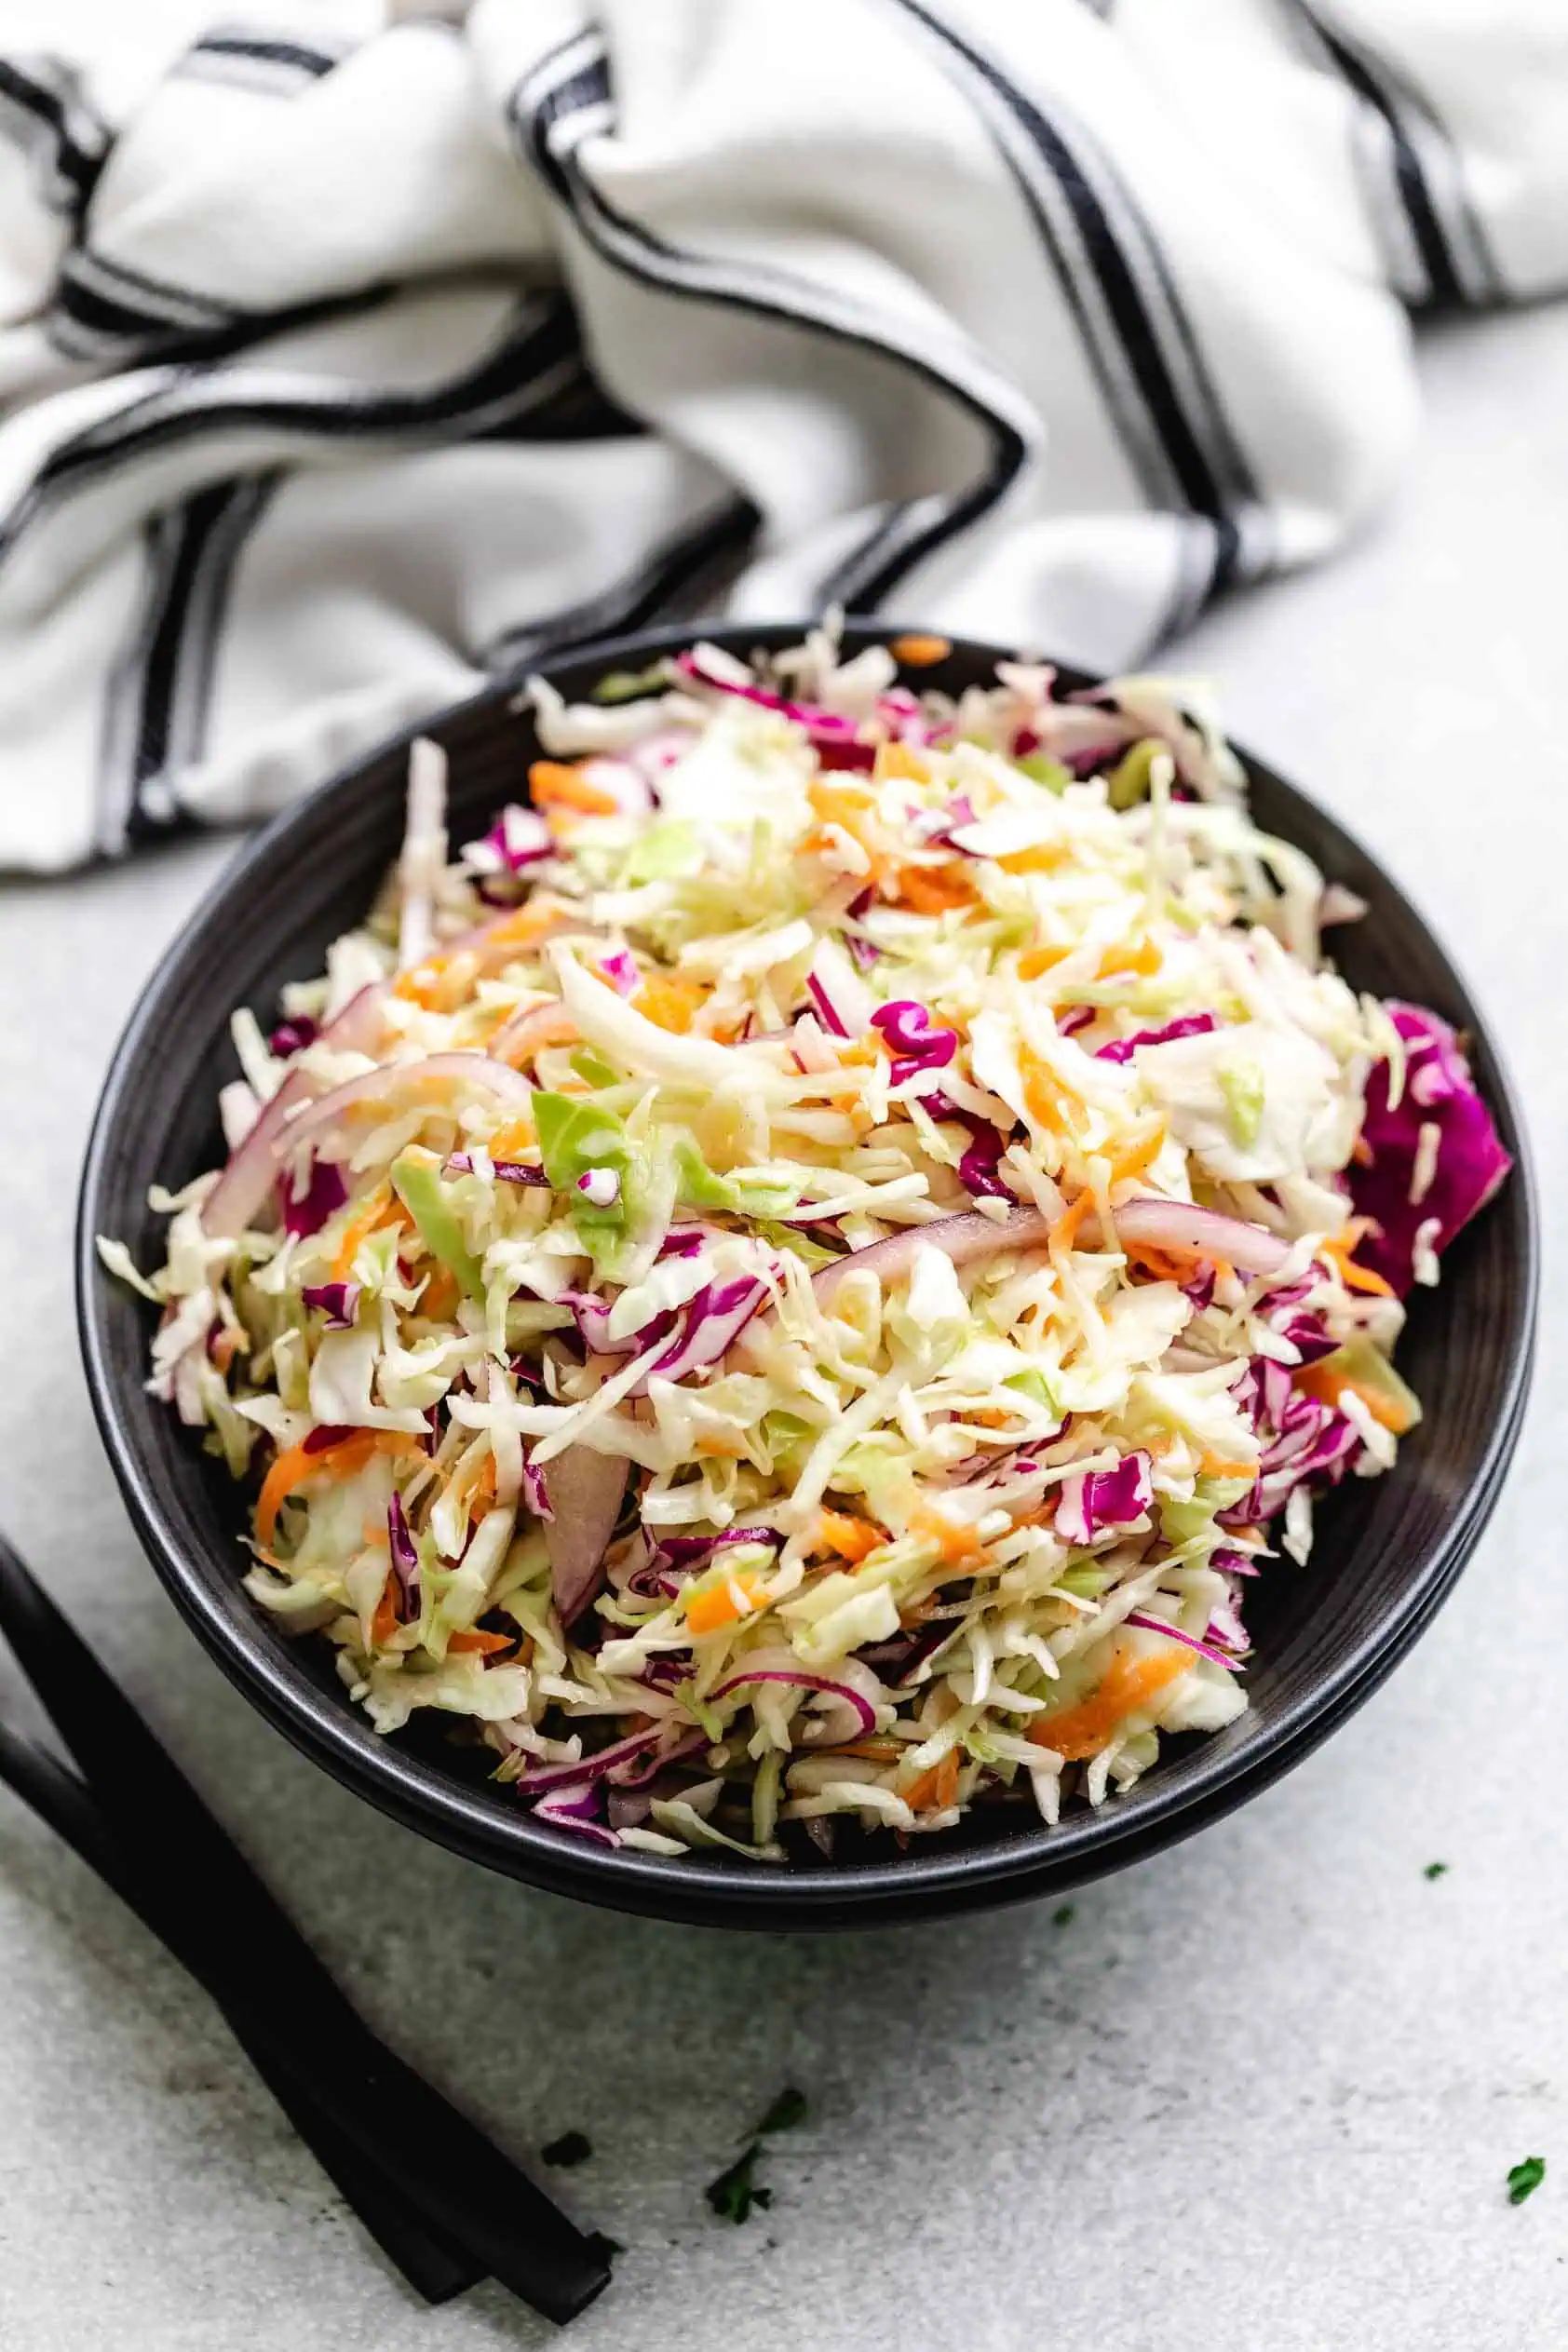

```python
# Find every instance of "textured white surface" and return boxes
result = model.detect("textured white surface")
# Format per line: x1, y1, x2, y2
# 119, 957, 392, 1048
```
1, 307, 1565, 2352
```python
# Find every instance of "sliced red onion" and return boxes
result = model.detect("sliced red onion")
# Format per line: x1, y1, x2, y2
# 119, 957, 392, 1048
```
576, 1167, 621, 1208
488, 1000, 578, 1070
386, 1490, 420, 1614
283, 1156, 348, 1238
268, 1016, 318, 1058
845, 933, 881, 972
1210, 1546, 1262, 1577
301, 1279, 360, 1329
1104, 1196, 1291, 1278
808, 1207, 1054, 1310
276, 1051, 534, 1160
542, 1446, 630, 1626
205, 907, 558, 1238
1054, 1451, 1154, 1546
1125, 1611, 1245, 1670
1058, 1007, 1096, 1038
1095, 1013, 1218, 1064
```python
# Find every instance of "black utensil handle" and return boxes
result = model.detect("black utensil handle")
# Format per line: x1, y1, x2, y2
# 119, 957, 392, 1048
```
0, 1715, 480, 2304
0, 1537, 610, 2322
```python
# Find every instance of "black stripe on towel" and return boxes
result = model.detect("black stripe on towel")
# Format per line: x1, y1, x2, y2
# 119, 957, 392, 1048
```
100, 473, 278, 852
0, 294, 587, 560
884, 0, 1259, 605
512, 30, 1034, 614
188, 32, 341, 81
0, 55, 109, 212
1291, 7, 1500, 309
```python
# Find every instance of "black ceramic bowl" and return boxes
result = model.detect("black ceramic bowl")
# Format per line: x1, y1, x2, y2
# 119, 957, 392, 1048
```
78, 623, 1536, 1929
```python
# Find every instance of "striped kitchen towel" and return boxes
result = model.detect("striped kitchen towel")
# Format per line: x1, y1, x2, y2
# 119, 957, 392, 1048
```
0, 0, 1562, 870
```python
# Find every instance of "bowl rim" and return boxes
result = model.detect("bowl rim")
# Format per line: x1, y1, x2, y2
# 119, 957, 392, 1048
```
75, 618, 1539, 1926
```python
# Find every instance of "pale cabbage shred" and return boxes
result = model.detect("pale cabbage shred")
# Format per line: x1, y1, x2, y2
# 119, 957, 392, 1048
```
125, 630, 1413, 1862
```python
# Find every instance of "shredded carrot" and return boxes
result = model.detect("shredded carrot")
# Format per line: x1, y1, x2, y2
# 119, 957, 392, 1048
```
814, 1507, 885, 1563
873, 740, 930, 784
1199, 1454, 1260, 1480
330, 1182, 409, 1283
468, 1455, 497, 1513
1124, 1242, 1190, 1282
1318, 1221, 1396, 1298
889, 631, 952, 668
826, 1738, 903, 1764
1099, 937, 1163, 979
371, 1576, 399, 1646
421, 1264, 459, 1321
903, 1748, 962, 1811
910, 1501, 983, 1564
1048, 1190, 1094, 1257
210, 1326, 240, 1373
695, 1432, 748, 1459
254, 1428, 424, 1548
392, 948, 479, 1012
481, 898, 571, 953
1017, 944, 1070, 980
684, 1566, 767, 1636
1105, 1125, 1167, 1191
528, 758, 619, 817
633, 973, 709, 1034
896, 862, 976, 914
1293, 1358, 1417, 1436
996, 841, 1071, 876
447, 1626, 516, 1656
1028, 1647, 1191, 1761
485, 1115, 536, 1159
1020, 1048, 1084, 1139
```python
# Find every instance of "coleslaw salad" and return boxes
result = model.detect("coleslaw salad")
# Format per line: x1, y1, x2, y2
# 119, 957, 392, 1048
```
102, 628, 1511, 1861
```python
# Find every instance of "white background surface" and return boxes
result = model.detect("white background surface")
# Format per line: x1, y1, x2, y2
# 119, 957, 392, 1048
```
1, 305, 1564, 2352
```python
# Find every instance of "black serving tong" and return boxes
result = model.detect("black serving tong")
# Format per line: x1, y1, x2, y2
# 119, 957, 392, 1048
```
0, 1528, 609, 2322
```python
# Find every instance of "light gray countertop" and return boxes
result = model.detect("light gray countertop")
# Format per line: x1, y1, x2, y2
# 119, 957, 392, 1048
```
1, 306, 1564, 2352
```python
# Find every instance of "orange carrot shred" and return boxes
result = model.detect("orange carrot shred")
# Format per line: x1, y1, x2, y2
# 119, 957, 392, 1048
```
1028, 1647, 1190, 1761
889, 631, 952, 667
